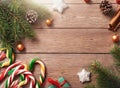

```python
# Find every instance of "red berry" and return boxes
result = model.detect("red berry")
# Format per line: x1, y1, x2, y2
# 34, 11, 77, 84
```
116, 0, 120, 4
84, 0, 91, 3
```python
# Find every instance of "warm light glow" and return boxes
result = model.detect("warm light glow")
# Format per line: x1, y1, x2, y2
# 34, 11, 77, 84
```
33, 0, 41, 4
26, 0, 49, 5
113, 35, 117, 39
112, 34, 119, 43
29, 0, 41, 5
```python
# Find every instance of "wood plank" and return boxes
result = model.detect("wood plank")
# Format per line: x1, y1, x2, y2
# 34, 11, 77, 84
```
22, 29, 114, 53
30, 0, 116, 4
0, 54, 114, 88
33, 4, 118, 29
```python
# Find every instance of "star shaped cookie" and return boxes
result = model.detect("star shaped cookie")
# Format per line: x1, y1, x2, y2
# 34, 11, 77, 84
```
77, 69, 91, 83
52, 0, 68, 14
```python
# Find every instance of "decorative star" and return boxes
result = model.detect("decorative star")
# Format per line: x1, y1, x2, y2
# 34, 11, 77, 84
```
52, 0, 68, 14
77, 69, 91, 83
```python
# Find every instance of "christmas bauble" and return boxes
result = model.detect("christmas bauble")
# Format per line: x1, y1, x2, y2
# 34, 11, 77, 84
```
17, 43, 25, 51
45, 19, 53, 26
116, 0, 120, 4
84, 0, 90, 3
26, 10, 38, 24
112, 34, 119, 43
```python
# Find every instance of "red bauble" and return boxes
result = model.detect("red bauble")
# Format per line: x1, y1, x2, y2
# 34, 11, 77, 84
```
17, 43, 25, 51
116, 0, 120, 4
84, 0, 91, 3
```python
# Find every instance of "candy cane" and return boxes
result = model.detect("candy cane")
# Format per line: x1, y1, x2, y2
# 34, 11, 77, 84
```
0, 61, 22, 81
0, 48, 14, 67
11, 73, 30, 88
0, 51, 6, 61
10, 80, 18, 88
6, 69, 36, 88
29, 58, 46, 88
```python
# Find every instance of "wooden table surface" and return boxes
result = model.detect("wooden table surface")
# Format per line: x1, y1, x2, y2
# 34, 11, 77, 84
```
1, 0, 120, 88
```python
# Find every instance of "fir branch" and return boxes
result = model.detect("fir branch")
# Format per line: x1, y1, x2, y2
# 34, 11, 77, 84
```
90, 61, 120, 88
111, 45, 120, 66
0, 0, 35, 48
0, 0, 51, 48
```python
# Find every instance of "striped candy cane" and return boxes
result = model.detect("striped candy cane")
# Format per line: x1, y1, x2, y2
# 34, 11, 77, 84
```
6, 69, 35, 88
0, 61, 22, 81
0, 48, 14, 67
29, 58, 46, 88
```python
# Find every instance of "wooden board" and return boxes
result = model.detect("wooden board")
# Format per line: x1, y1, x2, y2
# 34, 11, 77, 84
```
0, 0, 119, 88
23, 29, 114, 53
32, 0, 116, 4
33, 4, 118, 29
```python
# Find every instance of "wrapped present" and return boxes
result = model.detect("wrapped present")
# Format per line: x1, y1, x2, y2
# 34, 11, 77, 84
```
48, 77, 71, 88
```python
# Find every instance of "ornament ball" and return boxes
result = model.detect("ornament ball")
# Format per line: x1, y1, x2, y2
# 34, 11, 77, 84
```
45, 19, 53, 26
116, 0, 120, 4
112, 34, 119, 43
84, 0, 91, 3
17, 43, 25, 51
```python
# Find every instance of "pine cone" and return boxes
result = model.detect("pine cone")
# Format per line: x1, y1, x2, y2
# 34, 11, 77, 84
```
26, 10, 38, 24
100, 0, 113, 15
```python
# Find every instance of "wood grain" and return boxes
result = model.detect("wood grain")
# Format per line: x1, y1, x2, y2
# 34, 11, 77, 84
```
33, 4, 118, 29
22, 29, 114, 53
0, 0, 119, 88
0, 54, 114, 88
33, 0, 116, 4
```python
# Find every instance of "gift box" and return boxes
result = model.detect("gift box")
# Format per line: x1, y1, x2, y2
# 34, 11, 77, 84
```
48, 77, 71, 88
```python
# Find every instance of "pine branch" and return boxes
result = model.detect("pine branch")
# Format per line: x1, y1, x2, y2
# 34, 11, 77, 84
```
0, 5, 13, 48
0, 0, 33, 48
90, 61, 120, 88
0, 0, 51, 48
111, 45, 120, 66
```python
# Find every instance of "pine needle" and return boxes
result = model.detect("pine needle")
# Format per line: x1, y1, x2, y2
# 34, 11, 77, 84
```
90, 61, 120, 88
0, 0, 51, 48
111, 45, 120, 66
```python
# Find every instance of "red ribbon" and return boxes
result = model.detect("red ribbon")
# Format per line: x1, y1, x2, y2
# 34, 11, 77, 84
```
48, 78, 67, 88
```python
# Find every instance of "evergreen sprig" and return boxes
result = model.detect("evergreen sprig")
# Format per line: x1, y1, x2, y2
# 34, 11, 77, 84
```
0, 0, 51, 48
85, 45, 120, 88
0, 0, 34, 48
85, 61, 120, 88
111, 45, 120, 66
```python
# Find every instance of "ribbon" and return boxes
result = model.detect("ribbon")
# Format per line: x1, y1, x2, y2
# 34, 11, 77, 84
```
48, 78, 67, 88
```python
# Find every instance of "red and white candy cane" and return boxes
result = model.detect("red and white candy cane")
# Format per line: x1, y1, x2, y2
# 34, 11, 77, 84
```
0, 61, 22, 81
0, 48, 15, 67
6, 68, 36, 88
29, 58, 46, 88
